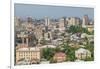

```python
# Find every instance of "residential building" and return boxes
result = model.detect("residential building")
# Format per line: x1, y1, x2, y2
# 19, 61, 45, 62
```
58, 17, 65, 31
45, 16, 50, 26
87, 25, 94, 32
16, 47, 40, 64
82, 15, 89, 28
53, 52, 66, 62
75, 48, 91, 60
66, 17, 80, 26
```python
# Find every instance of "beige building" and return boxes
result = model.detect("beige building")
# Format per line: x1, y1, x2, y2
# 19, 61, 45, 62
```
66, 17, 80, 26
70, 17, 76, 25
16, 31, 41, 65
82, 15, 89, 28
87, 25, 94, 32
16, 47, 40, 64
58, 17, 65, 31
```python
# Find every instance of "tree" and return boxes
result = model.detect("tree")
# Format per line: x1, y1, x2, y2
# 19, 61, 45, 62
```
68, 25, 92, 35
66, 47, 75, 61
42, 48, 55, 60
59, 43, 76, 61
55, 47, 61, 52
68, 25, 82, 34
84, 43, 94, 61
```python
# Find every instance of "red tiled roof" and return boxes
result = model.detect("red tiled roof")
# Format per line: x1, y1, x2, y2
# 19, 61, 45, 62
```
54, 52, 66, 57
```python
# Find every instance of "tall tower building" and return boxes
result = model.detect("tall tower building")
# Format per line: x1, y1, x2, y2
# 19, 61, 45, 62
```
66, 17, 70, 26
45, 16, 50, 26
44, 16, 50, 33
59, 17, 65, 31
75, 17, 80, 25
71, 17, 76, 25
14, 16, 21, 27
82, 15, 89, 28
14, 16, 23, 32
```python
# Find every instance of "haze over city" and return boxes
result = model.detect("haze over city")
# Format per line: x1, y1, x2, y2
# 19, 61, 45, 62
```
14, 3, 94, 19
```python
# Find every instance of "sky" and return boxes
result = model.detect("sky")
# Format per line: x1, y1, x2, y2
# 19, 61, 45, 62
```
14, 3, 94, 20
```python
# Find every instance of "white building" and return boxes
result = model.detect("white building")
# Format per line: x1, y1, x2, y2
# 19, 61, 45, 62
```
40, 45, 56, 49
45, 16, 50, 26
75, 48, 91, 60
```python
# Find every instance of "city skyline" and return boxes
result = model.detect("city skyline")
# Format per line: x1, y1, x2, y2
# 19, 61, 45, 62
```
14, 4, 94, 65
15, 3, 94, 20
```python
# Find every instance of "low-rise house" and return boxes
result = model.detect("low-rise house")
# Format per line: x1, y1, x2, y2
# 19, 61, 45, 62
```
70, 34, 80, 41
81, 33, 88, 38
53, 52, 66, 63
75, 48, 91, 60
87, 25, 94, 32
68, 41, 79, 48
87, 35, 94, 44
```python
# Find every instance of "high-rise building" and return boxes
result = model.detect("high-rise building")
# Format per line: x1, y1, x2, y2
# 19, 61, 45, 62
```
75, 17, 80, 25
45, 16, 50, 26
66, 17, 80, 26
14, 16, 21, 27
70, 17, 76, 25
14, 16, 23, 32
82, 15, 89, 28
58, 17, 65, 31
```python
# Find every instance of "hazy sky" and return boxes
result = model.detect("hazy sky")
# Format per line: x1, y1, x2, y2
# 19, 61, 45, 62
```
14, 3, 94, 19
